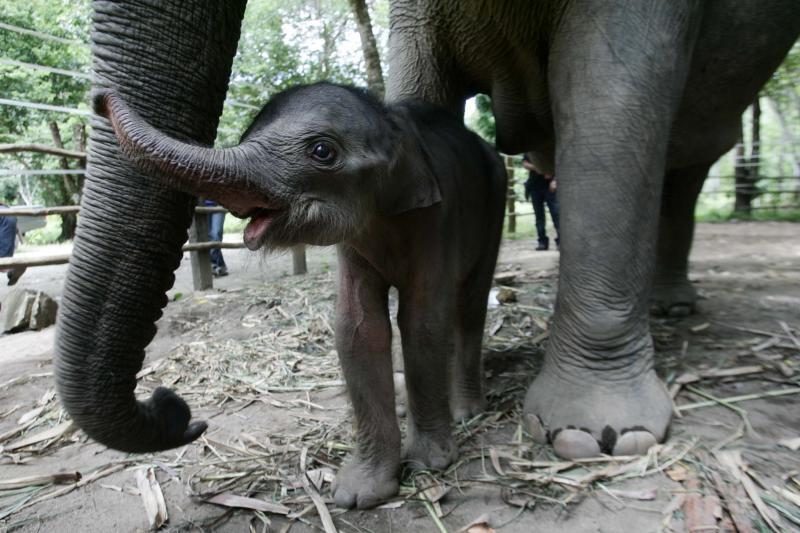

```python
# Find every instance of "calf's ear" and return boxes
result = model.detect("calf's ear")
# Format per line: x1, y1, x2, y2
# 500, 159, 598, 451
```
377, 109, 442, 215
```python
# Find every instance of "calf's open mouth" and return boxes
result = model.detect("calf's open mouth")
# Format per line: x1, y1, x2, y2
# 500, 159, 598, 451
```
242, 207, 285, 250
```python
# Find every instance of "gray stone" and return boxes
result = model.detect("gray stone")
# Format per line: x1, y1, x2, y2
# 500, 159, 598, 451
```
0, 289, 58, 333
29, 291, 58, 330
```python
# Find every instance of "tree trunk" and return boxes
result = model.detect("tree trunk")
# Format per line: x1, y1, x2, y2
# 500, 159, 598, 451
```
733, 98, 761, 216
751, 97, 761, 182
347, 0, 384, 98
48, 122, 81, 241
48, 122, 70, 171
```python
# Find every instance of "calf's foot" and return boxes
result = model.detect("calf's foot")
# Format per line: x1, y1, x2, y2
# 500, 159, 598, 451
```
523, 367, 671, 459
332, 455, 400, 509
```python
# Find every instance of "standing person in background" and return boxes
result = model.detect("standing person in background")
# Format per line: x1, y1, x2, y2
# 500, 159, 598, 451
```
204, 199, 228, 277
0, 202, 26, 285
522, 153, 560, 251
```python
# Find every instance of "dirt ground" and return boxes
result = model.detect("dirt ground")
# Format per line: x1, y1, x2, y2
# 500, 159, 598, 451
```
0, 221, 798, 533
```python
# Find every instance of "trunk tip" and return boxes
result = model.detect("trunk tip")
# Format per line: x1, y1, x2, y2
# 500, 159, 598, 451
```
146, 386, 208, 448
92, 89, 114, 118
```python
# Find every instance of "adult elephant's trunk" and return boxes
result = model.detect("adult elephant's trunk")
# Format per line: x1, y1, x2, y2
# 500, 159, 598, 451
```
94, 91, 261, 205
55, 0, 247, 453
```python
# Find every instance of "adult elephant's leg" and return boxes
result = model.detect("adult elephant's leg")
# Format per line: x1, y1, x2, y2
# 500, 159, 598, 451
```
651, 164, 709, 317
524, 0, 701, 458
55, 1, 246, 452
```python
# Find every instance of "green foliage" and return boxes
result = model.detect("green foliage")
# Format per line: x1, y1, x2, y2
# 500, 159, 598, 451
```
0, 0, 90, 220
0, 0, 388, 243
223, 215, 247, 235
763, 41, 799, 104
0, 1, 90, 140
216, 0, 375, 146
696, 207, 800, 223
469, 94, 496, 145
22, 215, 62, 245
0, 180, 18, 203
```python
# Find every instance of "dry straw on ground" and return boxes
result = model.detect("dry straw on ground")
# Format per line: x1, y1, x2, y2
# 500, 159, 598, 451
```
1, 268, 799, 531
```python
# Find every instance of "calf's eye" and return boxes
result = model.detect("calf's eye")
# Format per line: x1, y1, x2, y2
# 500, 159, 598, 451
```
310, 141, 336, 164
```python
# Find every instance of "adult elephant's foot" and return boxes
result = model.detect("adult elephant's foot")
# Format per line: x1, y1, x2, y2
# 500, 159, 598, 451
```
523, 367, 672, 458
650, 280, 697, 317
332, 455, 400, 509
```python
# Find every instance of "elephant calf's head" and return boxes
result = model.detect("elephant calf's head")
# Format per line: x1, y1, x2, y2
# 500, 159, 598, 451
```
94, 83, 441, 251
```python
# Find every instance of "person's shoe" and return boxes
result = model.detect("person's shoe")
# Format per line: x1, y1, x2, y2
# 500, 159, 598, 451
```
212, 265, 228, 278
536, 240, 549, 251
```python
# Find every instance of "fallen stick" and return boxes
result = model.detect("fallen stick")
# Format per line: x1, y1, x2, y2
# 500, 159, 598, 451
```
301, 473, 338, 533
682, 477, 720, 533
715, 451, 781, 533
778, 321, 800, 350
685, 386, 756, 436
18, 462, 129, 513
136, 467, 168, 529
711, 322, 791, 340
677, 387, 800, 413
3, 421, 75, 452
0, 472, 81, 491
708, 467, 754, 533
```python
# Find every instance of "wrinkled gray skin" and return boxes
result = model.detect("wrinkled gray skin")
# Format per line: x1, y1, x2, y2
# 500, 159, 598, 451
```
94, 82, 507, 509
55, 0, 799, 507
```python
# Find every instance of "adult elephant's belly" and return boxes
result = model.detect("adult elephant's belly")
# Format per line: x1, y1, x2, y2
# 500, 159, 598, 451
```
666, 0, 798, 170
665, 114, 741, 171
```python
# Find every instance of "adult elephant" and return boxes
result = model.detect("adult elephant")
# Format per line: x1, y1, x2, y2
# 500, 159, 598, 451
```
55, 1, 799, 459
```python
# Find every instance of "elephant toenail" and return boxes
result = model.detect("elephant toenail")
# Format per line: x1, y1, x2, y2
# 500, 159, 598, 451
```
620, 425, 648, 435
667, 304, 693, 318
524, 414, 547, 444
599, 425, 618, 454
552, 429, 602, 459
612, 430, 657, 456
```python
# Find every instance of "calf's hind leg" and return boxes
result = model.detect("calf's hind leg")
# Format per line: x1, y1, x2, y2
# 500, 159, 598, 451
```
450, 279, 490, 422
399, 284, 458, 471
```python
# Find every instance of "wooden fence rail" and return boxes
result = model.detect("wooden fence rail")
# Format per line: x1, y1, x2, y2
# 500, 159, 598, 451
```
0, 204, 304, 288
0, 241, 248, 270
4, 168, 797, 281
0, 205, 227, 216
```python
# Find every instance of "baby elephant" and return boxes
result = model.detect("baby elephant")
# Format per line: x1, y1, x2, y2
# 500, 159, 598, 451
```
95, 83, 507, 509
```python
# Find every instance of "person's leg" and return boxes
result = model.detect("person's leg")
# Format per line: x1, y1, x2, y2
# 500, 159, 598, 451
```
0, 217, 24, 285
531, 187, 548, 249
207, 212, 227, 275
546, 190, 561, 246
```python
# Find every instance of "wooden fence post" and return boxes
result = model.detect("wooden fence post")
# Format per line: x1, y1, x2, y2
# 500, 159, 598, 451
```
188, 207, 213, 290
292, 244, 307, 275
505, 155, 516, 234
